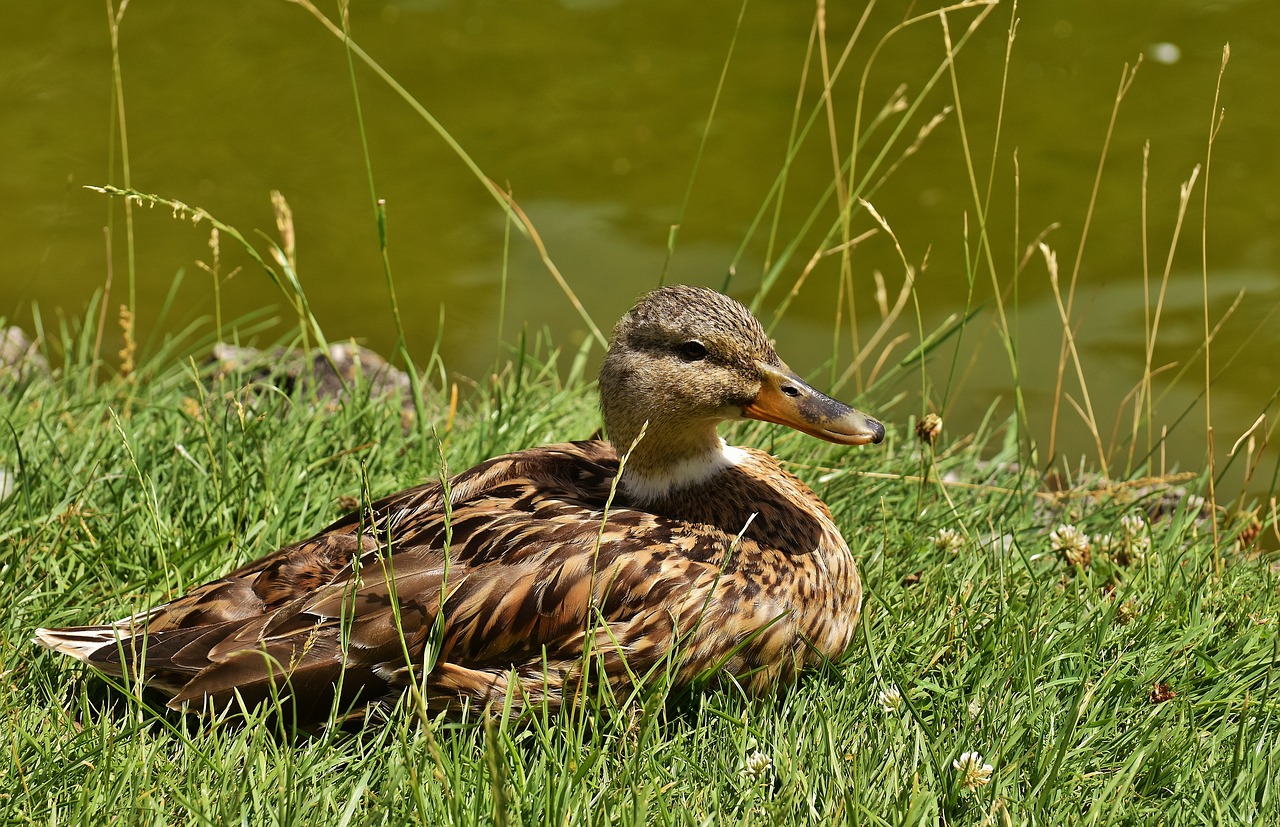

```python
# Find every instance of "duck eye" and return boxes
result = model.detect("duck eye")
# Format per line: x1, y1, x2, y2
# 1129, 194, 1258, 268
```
677, 340, 708, 362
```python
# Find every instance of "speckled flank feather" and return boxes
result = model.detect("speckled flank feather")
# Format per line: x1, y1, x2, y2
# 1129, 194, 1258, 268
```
37, 442, 858, 719
35, 285, 881, 724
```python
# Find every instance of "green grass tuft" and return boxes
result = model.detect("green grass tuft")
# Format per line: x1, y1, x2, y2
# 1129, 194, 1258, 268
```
2, 320, 1277, 825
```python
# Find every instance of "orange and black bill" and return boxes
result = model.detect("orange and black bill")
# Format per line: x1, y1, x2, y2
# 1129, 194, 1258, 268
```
742, 362, 885, 446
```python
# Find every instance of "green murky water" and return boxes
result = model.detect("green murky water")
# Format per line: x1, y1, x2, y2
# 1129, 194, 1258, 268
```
5, 1, 1279, 499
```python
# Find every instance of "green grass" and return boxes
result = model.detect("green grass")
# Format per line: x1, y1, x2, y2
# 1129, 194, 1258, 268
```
1, 322, 1277, 825
5, 2, 1279, 823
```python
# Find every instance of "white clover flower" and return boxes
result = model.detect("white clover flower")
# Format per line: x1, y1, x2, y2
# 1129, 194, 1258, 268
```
878, 686, 903, 713
953, 751, 994, 790
933, 528, 965, 553
1104, 513, 1152, 564
1050, 523, 1091, 566
1050, 523, 1089, 551
1120, 513, 1148, 537
741, 749, 774, 783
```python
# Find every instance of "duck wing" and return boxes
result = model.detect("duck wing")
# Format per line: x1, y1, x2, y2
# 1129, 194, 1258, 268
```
43, 441, 753, 719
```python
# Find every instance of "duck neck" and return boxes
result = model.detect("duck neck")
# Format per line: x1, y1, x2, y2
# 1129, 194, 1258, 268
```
606, 417, 746, 503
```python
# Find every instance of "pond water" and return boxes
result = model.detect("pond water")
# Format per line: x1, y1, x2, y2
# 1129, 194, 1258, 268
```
5, 1, 1279, 504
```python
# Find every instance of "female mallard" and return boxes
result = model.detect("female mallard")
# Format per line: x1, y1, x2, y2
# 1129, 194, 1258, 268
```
36, 285, 884, 723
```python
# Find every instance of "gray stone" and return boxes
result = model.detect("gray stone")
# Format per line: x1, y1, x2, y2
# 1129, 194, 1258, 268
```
209, 341, 416, 410
0, 326, 49, 381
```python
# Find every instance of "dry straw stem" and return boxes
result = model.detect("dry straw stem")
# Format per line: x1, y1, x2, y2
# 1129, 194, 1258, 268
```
761, 12, 821, 279
1228, 413, 1271, 510
490, 189, 606, 349
1201, 44, 1230, 558
287, 0, 605, 351
744, 1, 991, 373
942, 2, 1022, 425
836, 0, 997, 384
1047, 57, 1141, 463
194, 227, 243, 346
815, 0, 877, 214
105, 0, 137, 316
795, 461, 1198, 508
1039, 242, 1105, 473
1135, 155, 1201, 467
834, 199, 918, 388
85, 186, 335, 369
659, 0, 748, 287
92, 226, 115, 380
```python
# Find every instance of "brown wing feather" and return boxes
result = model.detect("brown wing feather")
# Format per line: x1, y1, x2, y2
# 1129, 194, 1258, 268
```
48, 440, 858, 721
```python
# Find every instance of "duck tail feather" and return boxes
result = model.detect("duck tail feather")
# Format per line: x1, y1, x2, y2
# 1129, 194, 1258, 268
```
33, 610, 153, 665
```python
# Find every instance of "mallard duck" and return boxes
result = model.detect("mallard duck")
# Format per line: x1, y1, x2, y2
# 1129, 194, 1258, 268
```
36, 285, 884, 723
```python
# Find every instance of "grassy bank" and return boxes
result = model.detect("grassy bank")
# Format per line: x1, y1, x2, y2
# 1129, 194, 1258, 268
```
1, 319, 1276, 825
4, 2, 1279, 824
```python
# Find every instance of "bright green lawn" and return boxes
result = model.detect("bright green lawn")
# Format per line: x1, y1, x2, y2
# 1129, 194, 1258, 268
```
2, 334, 1277, 826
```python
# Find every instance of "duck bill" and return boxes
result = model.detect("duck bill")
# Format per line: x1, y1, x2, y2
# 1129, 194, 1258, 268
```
742, 363, 885, 446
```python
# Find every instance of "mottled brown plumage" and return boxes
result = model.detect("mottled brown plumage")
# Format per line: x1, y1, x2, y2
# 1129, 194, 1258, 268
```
36, 285, 884, 724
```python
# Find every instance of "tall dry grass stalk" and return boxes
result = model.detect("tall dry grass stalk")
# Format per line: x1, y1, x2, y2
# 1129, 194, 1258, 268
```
1201, 45, 1231, 560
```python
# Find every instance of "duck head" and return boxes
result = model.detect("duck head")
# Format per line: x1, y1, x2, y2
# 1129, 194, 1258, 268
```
599, 285, 884, 500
